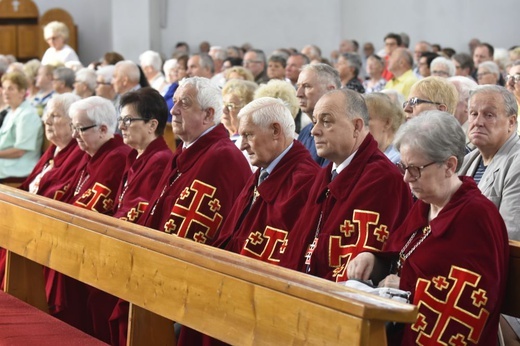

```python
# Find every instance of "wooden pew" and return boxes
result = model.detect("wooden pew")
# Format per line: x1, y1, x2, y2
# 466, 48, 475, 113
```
0, 185, 419, 345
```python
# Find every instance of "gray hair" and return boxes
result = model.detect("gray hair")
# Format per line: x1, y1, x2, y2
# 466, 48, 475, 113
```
301, 63, 341, 89
53, 67, 75, 89
478, 61, 500, 78
197, 53, 215, 74
43, 92, 81, 122
75, 68, 97, 92
430, 57, 456, 77
448, 76, 478, 102
327, 89, 369, 125
339, 53, 362, 77
209, 46, 227, 61
470, 85, 519, 117
238, 97, 295, 138
115, 60, 140, 83
394, 110, 466, 171
139, 50, 163, 72
96, 65, 115, 84
180, 77, 222, 124
44, 21, 69, 41
69, 96, 118, 135
0, 55, 8, 74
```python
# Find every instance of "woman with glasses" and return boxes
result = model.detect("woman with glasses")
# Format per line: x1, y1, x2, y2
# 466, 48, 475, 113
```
109, 87, 173, 346
221, 79, 257, 141
506, 61, 520, 136
0, 71, 43, 185
348, 111, 509, 345
163, 54, 188, 122
403, 76, 458, 121
41, 21, 80, 66
55, 96, 131, 343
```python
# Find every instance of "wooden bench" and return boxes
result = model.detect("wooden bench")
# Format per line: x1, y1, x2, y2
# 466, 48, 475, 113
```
0, 184, 417, 345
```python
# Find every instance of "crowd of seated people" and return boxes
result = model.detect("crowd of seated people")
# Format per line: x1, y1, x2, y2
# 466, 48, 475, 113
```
2, 25, 520, 345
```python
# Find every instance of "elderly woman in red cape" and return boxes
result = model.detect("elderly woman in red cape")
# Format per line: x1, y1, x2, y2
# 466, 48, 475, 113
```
108, 87, 173, 346
348, 111, 509, 345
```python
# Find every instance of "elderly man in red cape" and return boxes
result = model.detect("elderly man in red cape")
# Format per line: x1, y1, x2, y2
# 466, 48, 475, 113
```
139, 76, 251, 244
279, 89, 413, 281
178, 97, 320, 345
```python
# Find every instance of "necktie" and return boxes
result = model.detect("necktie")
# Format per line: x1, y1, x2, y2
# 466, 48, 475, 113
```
331, 169, 338, 182
258, 170, 269, 186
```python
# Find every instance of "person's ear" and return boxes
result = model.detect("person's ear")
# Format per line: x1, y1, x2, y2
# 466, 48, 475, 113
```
438, 104, 448, 112
203, 108, 215, 124
271, 122, 282, 138
445, 155, 458, 177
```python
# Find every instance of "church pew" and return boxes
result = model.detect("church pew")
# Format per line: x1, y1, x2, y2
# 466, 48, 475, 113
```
0, 185, 419, 345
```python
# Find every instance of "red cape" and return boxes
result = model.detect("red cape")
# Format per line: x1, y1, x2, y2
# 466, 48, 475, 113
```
384, 177, 509, 345
279, 134, 413, 281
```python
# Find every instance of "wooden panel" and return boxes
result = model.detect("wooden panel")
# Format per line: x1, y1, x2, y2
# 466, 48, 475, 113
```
4, 251, 49, 313
0, 0, 39, 19
128, 304, 176, 346
17, 24, 39, 58
0, 25, 17, 56
0, 186, 418, 345
503, 240, 520, 318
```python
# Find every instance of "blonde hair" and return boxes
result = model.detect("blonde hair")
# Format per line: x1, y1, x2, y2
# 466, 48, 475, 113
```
222, 79, 258, 106
44, 21, 69, 41
364, 93, 405, 133
410, 76, 459, 115
224, 66, 255, 82
254, 79, 299, 118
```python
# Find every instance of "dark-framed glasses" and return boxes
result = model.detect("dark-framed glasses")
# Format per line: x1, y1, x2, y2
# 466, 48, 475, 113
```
507, 74, 520, 83
402, 97, 442, 109
70, 123, 98, 133
396, 161, 437, 179
117, 116, 146, 127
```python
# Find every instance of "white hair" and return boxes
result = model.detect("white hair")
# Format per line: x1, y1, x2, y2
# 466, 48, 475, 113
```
96, 65, 115, 84
69, 96, 117, 135
180, 77, 222, 124
75, 68, 97, 92
238, 97, 295, 137
431, 57, 456, 77
139, 50, 162, 72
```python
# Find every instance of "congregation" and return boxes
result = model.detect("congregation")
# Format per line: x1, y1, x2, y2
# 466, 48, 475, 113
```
2, 20, 520, 346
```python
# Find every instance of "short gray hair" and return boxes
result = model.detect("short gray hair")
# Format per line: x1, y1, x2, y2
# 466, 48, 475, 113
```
430, 57, 456, 77
69, 96, 118, 135
43, 92, 81, 122
339, 53, 362, 77
326, 89, 369, 125
54, 67, 75, 89
180, 77, 222, 124
448, 76, 478, 102
96, 65, 115, 84
75, 68, 97, 92
478, 61, 500, 78
139, 50, 163, 72
115, 60, 140, 83
238, 97, 295, 138
470, 85, 519, 117
394, 110, 466, 171
301, 63, 341, 89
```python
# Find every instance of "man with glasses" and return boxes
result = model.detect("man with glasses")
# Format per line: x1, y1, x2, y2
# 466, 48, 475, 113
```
138, 77, 251, 246
402, 76, 458, 121
279, 89, 413, 282
243, 49, 269, 84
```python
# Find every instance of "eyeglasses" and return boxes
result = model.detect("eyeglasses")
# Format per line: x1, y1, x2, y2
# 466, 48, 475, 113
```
402, 97, 442, 109
396, 161, 437, 180
476, 71, 492, 79
507, 74, 520, 83
70, 123, 98, 133
243, 60, 262, 65
431, 70, 450, 77
223, 102, 242, 111
117, 116, 146, 127
97, 81, 111, 86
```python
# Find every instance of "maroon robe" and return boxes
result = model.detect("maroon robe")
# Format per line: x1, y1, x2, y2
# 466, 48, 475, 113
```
108, 136, 172, 346
19, 140, 85, 199
139, 124, 251, 245
52, 135, 131, 343
279, 134, 413, 281
178, 141, 319, 346
0, 141, 84, 291
112, 136, 173, 221
383, 177, 508, 345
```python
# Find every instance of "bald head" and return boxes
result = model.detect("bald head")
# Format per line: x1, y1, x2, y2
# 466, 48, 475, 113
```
112, 60, 140, 94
